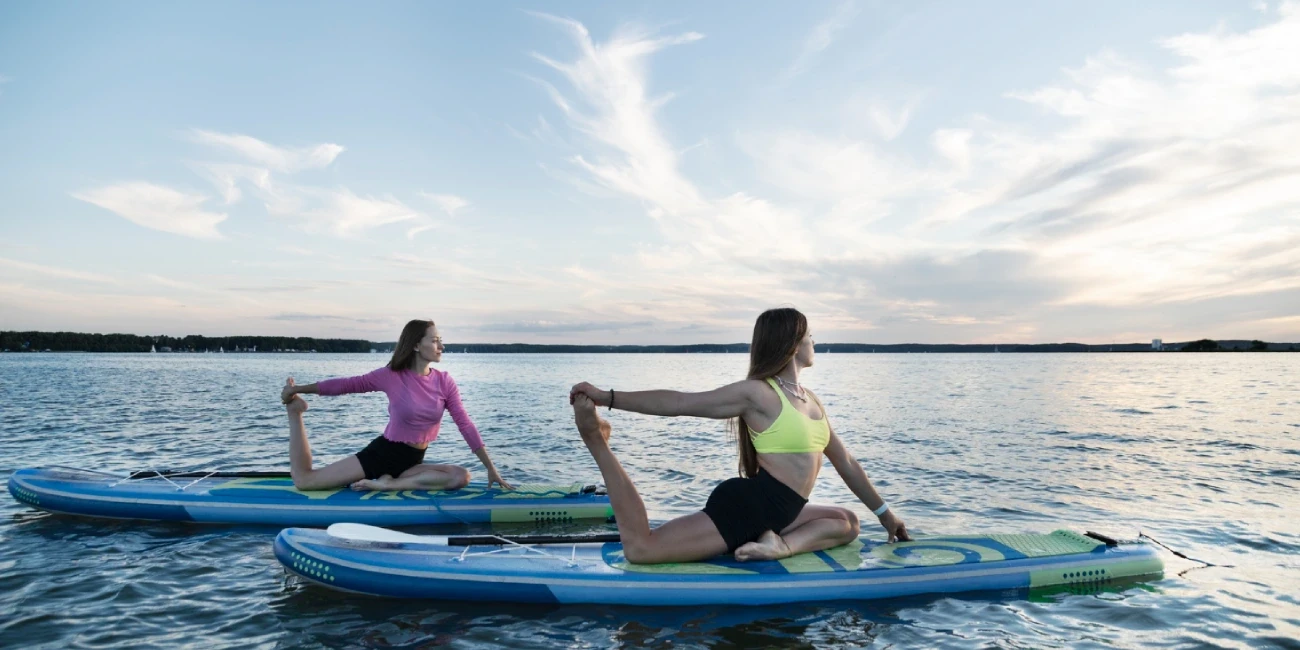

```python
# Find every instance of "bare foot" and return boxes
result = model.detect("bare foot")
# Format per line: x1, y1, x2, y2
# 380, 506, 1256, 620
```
572, 394, 611, 446
350, 475, 393, 491
734, 530, 792, 562
286, 394, 308, 414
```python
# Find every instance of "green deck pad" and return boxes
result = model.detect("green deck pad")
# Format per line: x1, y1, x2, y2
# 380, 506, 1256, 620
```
992, 530, 1104, 557
780, 540, 867, 573
602, 530, 1110, 576
869, 530, 1104, 568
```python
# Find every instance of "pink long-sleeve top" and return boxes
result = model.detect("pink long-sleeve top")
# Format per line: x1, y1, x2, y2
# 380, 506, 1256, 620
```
316, 366, 484, 450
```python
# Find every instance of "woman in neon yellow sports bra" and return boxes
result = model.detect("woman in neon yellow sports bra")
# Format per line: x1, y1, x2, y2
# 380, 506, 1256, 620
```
569, 307, 910, 565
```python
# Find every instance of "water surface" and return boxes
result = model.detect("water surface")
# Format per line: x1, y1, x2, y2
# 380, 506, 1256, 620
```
2, 352, 1297, 648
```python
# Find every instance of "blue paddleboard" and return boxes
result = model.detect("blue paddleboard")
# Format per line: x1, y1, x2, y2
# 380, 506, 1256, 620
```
275, 525, 1163, 605
8, 467, 612, 526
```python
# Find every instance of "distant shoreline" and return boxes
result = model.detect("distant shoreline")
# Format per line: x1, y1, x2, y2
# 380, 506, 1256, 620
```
2, 331, 1295, 353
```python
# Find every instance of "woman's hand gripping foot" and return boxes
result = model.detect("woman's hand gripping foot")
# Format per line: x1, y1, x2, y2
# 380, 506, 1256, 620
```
572, 393, 612, 448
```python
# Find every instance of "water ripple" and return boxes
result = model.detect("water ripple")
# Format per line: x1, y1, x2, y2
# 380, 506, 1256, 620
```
2, 352, 1298, 648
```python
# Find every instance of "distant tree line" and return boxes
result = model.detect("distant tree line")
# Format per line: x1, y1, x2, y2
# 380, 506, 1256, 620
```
2, 331, 1294, 353
1180, 339, 1278, 352
0, 331, 373, 353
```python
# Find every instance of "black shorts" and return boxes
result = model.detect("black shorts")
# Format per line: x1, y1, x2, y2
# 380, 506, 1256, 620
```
702, 469, 808, 553
354, 436, 426, 480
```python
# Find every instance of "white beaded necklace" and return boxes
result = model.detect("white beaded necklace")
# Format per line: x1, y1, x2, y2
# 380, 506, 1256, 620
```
774, 375, 807, 402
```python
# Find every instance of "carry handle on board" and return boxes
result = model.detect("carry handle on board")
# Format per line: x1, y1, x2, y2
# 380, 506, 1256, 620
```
326, 523, 622, 546
1085, 531, 1119, 547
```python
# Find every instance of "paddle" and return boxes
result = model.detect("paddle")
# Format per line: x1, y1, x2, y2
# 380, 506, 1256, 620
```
327, 523, 447, 545
325, 523, 622, 546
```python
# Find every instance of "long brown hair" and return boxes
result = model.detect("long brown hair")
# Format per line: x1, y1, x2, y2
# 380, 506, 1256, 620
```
387, 319, 435, 371
732, 307, 808, 477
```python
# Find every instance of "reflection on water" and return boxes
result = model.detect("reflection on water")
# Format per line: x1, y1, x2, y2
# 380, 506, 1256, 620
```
2, 352, 1298, 648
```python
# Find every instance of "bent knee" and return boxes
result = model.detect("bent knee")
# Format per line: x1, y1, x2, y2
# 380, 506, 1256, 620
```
292, 473, 329, 491
451, 467, 471, 489
621, 531, 676, 564
842, 508, 860, 531
621, 538, 656, 564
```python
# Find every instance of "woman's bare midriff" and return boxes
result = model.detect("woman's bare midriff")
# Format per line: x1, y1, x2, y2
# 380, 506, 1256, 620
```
757, 452, 823, 498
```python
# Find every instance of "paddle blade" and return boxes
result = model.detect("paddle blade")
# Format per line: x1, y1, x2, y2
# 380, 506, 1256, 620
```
326, 523, 446, 545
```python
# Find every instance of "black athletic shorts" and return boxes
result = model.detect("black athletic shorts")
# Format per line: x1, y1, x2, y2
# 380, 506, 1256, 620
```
702, 469, 808, 553
354, 435, 426, 480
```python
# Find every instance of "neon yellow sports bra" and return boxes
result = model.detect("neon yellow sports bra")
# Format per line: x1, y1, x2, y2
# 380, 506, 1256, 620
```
749, 378, 830, 453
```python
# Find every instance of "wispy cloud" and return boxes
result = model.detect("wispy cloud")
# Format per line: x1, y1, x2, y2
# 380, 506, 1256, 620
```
530, 14, 706, 217
189, 130, 344, 172
268, 312, 388, 324
529, 8, 1300, 341
72, 182, 227, 239
419, 192, 470, 217
287, 187, 422, 237
0, 257, 116, 283
532, 15, 815, 262
186, 132, 430, 237
478, 319, 654, 334
784, 0, 859, 79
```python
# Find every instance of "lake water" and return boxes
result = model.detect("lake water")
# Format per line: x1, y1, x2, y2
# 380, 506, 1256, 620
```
1, 352, 1297, 649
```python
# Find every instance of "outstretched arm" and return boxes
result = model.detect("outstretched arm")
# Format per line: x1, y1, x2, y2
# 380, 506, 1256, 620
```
825, 430, 911, 542
282, 368, 387, 403
569, 380, 762, 420
281, 378, 320, 403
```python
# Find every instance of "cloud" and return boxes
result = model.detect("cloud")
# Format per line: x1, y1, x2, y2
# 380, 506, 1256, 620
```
289, 187, 421, 237
530, 15, 707, 217
384, 252, 558, 292
268, 312, 388, 324
0, 257, 116, 283
190, 163, 271, 205
419, 192, 470, 216
406, 224, 435, 240
184, 133, 432, 237
520, 9, 1300, 343
785, 0, 859, 79
72, 182, 227, 239
478, 319, 653, 334
746, 6, 1300, 317
189, 130, 344, 172
533, 17, 821, 262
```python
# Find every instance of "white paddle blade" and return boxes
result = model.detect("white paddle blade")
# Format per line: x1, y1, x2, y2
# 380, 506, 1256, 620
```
326, 523, 446, 545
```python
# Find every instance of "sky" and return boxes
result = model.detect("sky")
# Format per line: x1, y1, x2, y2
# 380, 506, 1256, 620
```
1, 1, 1297, 345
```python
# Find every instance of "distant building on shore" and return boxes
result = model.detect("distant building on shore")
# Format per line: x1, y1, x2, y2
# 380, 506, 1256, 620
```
1152, 339, 1163, 351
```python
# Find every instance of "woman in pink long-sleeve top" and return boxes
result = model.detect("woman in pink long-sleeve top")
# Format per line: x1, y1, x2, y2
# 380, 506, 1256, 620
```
278, 319, 512, 492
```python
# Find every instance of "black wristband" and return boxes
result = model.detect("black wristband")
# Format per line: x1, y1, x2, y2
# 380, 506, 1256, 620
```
609, 388, 615, 411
